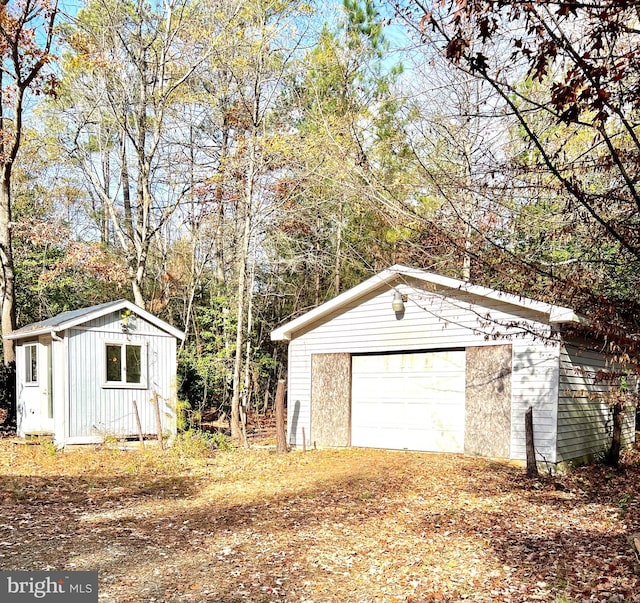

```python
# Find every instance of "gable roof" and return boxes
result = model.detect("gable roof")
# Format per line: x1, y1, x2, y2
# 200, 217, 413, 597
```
271, 264, 583, 342
5, 299, 185, 341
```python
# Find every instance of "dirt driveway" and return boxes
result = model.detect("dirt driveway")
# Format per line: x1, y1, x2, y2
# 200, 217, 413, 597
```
0, 439, 638, 602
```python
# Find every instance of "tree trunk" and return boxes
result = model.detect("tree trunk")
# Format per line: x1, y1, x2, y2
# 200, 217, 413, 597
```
101, 145, 111, 244
606, 401, 624, 468
132, 275, 146, 309
275, 379, 287, 453
0, 170, 16, 365
525, 406, 538, 478
214, 113, 229, 284
462, 218, 472, 282
120, 130, 148, 308
230, 226, 248, 443
230, 130, 256, 445
121, 131, 133, 240
243, 259, 255, 417
314, 211, 321, 306
132, 249, 147, 309
334, 203, 342, 295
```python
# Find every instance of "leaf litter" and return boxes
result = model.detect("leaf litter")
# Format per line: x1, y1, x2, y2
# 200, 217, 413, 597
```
0, 437, 639, 602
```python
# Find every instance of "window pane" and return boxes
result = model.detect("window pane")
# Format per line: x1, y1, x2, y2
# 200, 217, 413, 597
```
125, 345, 142, 383
25, 345, 37, 383
106, 345, 122, 381
24, 347, 30, 382
31, 347, 37, 382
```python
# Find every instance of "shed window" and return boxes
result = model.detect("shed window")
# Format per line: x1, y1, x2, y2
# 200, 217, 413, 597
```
104, 343, 146, 388
24, 344, 37, 385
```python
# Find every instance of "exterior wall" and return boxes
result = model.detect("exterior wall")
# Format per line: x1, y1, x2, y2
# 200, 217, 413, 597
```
511, 342, 560, 464
51, 335, 66, 443
64, 310, 177, 444
286, 280, 560, 460
556, 342, 636, 463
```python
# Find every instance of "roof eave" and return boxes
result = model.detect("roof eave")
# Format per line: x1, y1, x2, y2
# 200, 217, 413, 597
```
270, 267, 401, 342
5, 300, 185, 341
4, 327, 51, 341
549, 307, 586, 325
270, 264, 585, 343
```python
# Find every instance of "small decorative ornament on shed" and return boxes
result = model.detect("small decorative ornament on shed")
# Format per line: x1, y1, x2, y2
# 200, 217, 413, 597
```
120, 309, 137, 333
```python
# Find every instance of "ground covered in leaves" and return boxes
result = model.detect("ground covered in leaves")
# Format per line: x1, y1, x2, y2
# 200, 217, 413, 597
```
0, 438, 639, 603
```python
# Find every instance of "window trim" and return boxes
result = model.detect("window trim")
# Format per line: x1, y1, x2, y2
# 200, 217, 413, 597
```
24, 343, 38, 387
103, 341, 148, 389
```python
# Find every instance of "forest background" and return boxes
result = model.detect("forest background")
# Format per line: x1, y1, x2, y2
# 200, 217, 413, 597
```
1, 0, 639, 439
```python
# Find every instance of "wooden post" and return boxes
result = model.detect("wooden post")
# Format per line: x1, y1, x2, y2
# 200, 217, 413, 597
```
525, 406, 538, 478
302, 426, 307, 453
607, 401, 624, 468
152, 392, 165, 451
132, 400, 145, 448
275, 379, 287, 453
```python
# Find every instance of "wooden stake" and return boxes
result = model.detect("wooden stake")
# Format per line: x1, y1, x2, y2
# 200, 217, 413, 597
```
132, 400, 144, 448
152, 392, 165, 451
607, 401, 623, 468
525, 406, 538, 478
302, 426, 307, 453
275, 379, 287, 453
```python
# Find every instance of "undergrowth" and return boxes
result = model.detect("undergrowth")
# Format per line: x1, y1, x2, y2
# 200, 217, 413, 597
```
170, 429, 234, 458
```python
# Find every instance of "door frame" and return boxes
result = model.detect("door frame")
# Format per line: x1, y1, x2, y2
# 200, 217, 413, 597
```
17, 337, 54, 436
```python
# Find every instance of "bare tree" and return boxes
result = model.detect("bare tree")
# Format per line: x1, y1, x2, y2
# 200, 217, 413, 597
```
0, 0, 57, 364
56, 0, 209, 307
395, 1, 640, 318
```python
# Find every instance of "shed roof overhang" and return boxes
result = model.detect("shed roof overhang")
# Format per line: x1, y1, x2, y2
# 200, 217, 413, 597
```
270, 264, 584, 342
5, 299, 185, 341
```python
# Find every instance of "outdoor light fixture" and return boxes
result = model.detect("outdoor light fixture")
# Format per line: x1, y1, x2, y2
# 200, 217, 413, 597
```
392, 290, 406, 314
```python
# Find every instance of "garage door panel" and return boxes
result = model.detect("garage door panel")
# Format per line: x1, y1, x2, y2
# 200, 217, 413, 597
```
352, 351, 465, 453
406, 402, 462, 428
356, 353, 465, 374
354, 425, 464, 451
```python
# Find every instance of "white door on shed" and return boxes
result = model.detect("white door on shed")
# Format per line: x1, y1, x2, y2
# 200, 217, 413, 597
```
351, 351, 466, 452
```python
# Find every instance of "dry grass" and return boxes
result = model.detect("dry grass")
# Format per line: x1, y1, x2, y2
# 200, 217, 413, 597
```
0, 437, 639, 603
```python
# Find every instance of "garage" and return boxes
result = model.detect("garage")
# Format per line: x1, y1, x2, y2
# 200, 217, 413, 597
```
351, 350, 466, 452
271, 264, 634, 467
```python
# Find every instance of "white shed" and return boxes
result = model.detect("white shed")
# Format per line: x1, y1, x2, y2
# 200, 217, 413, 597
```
271, 265, 636, 468
6, 300, 185, 446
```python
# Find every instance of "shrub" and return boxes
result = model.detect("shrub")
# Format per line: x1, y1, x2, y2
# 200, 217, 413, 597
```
0, 361, 16, 427
171, 430, 234, 458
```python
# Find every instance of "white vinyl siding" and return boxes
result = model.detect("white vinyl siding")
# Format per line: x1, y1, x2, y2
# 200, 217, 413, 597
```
66, 311, 177, 441
510, 343, 560, 463
556, 343, 636, 463
287, 281, 558, 459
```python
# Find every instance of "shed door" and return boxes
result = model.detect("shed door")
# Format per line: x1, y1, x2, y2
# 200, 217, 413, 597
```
17, 340, 54, 436
351, 351, 466, 452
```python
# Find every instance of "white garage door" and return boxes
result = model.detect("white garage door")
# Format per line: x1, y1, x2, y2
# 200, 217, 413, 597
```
351, 351, 466, 452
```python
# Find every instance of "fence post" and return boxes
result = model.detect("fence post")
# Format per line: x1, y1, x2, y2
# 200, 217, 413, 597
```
525, 406, 538, 478
275, 379, 287, 453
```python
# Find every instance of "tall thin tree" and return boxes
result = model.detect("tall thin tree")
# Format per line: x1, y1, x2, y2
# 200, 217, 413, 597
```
0, 0, 58, 366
